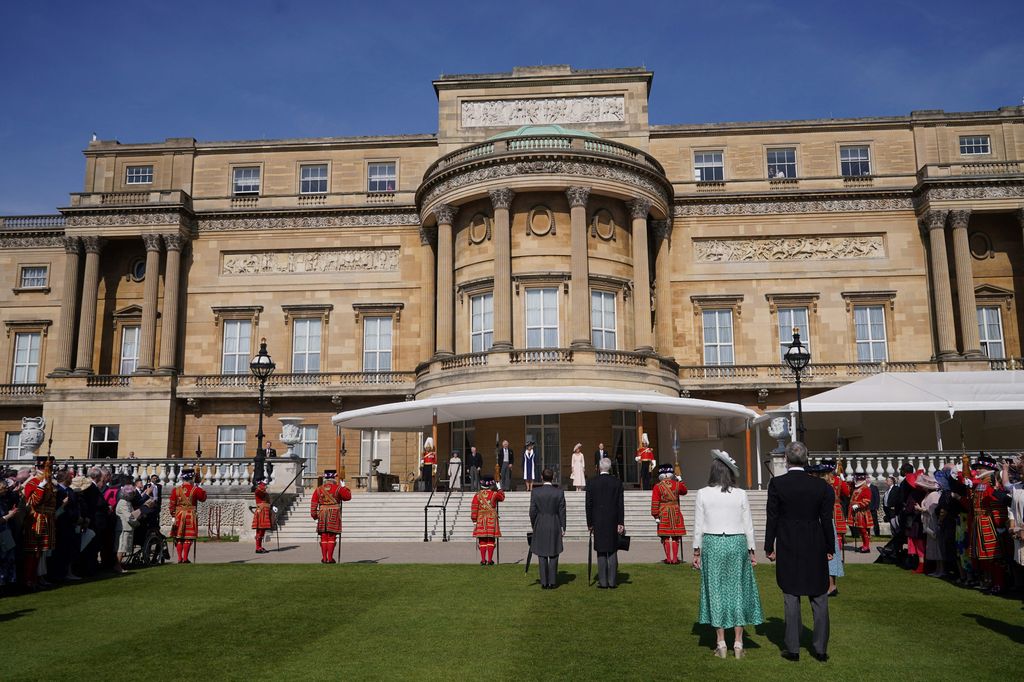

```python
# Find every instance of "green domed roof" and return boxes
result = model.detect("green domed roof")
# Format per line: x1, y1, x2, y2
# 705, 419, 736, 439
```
487, 124, 599, 140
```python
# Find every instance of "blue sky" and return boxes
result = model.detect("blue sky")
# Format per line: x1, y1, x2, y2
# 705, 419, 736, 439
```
1, 0, 1021, 214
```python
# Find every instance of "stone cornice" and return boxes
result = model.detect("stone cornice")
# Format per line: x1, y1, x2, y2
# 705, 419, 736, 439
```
913, 179, 1024, 207
63, 209, 194, 229
673, 191, 914, 217
0, 232, 64, 249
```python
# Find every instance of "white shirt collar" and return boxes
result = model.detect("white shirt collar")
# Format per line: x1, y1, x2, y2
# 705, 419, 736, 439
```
788, 466, 804, 472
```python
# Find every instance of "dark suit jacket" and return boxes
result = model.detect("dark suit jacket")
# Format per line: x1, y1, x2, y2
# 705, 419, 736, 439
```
586, 473, 624, 553
764, 468, 835, 596
529, 484, 566, 557
593, 450, 609, 466
496, 447, 514, 466
467, 451, 483, 469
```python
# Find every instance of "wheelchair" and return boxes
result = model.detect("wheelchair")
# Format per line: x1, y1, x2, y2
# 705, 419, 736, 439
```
123, 521, 170, 569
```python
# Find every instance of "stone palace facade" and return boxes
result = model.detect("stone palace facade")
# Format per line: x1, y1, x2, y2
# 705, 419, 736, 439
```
1, 65, 1023, 487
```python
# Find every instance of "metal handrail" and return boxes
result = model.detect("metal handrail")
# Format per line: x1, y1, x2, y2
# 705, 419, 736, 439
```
423, 460, 463, 542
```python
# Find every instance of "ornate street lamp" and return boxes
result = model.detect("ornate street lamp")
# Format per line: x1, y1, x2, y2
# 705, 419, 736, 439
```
783, 328, 810, 442
249, 338, 276, 489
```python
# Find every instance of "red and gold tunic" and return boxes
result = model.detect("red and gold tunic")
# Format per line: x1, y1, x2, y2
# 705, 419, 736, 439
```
848, 483, 873, 531
252, 486, 273, 530
651, 478, 688, 536
422, 451, 437, 466
970, 478, 1008, 561
471, 488, 505, 538
831, 476, 851, 535
170, 482, 208, 540
310, 482, 352, 535
637, 446, 655, 463
22, 475, 56, 553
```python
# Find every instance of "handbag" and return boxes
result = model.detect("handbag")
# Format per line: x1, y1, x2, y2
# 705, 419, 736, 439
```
79, 528, 96, 552
617, 534, 631, 551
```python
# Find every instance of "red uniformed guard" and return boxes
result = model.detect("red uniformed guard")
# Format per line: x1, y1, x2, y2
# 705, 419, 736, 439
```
169, 468, 207, 563
651, 463, 688, 564
848, 473, 873, 553
471, 475, 504, 565
822, 459, 850, 545
969, 455, 1009, 593
421, 437, 437, 491
21, 456, 56, 588
310, 470, 351, 564
252, 480, 273, 554
635, 432, 656, 491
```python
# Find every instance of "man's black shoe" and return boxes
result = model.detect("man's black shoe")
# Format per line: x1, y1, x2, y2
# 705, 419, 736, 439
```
811, 651, 829, 662
781, 651, 800, 662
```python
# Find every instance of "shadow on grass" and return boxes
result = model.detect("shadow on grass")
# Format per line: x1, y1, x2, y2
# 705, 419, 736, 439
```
0, 608, 34, 622
348, 558, 388, 564
755, 617, 812, 652
555, 571, 577, 587
616, 572, 633, 585
963, 613, 1024, 644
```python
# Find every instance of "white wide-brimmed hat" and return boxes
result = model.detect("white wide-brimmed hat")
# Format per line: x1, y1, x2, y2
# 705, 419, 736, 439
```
711, 449, 739, 477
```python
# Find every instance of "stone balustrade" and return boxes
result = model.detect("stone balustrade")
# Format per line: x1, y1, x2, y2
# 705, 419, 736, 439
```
177, 371, 416, 397
68, 189, 191, 209
36, 455, 306, 494
809, 450, 1020, 483
680, 360, 937, 388
917, 160, 1024, 180
0, 214, 66, 229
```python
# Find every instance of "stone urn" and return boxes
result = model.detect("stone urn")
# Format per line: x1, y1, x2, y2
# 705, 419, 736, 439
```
20, 416, 46, 456
278, 416, 304, 457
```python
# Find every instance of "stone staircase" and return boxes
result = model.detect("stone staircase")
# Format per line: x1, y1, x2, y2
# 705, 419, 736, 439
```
275, 489, 769, 544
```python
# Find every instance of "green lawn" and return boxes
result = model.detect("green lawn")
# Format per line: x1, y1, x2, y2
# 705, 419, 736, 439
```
1, 563, 1020, 681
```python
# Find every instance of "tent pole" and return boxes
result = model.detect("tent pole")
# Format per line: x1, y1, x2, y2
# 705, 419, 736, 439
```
744, 421, 752, 488
755, 424, 763, 490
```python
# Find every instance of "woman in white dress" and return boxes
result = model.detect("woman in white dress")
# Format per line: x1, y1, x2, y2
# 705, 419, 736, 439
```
448, 451, 463, 490
570, 443, 586, 491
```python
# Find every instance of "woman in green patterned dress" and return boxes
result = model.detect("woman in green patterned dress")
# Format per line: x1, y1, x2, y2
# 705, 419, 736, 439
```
693, 450, 764, 659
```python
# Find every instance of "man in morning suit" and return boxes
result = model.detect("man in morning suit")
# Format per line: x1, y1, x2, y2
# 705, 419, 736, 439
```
764, 441, 835, 662
467, 446, 483, 491
586, 457, 625, 588
593, 443, 610, 473
497, 440, 515, 492
529, 468, 566, 589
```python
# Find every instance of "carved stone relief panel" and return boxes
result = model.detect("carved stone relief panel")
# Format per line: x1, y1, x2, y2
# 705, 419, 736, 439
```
460, 96, 625, 128
590, 209, 617, 241
221, 247, 400, 275
693, 235, 885, 263
467, 213, 492, 245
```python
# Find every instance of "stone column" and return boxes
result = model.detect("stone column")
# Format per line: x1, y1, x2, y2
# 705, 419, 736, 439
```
135, 234, 163, 374
629, 198, 654, 353
566, 186, 592, 348
73, 236, 104, 374
157, 233, 186, 374
433, 204, 457, 357
923, 210, 957, 359
51, 236, 82, 375
949, 209, 982, 358
419, 225, 437, 359
489, 188, 515, 351
652, 219, 673, 357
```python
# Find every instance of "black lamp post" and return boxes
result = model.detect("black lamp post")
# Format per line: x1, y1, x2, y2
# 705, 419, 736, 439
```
783, 328, 811, 442
249, 338, 275, 489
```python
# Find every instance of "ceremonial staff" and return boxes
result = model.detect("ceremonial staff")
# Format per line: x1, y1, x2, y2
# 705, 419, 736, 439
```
46, 419, 55, 457
194, 436, 202, 564
837, 457, 846, 564
337, 433, 347, 564
494, 431, 501, 565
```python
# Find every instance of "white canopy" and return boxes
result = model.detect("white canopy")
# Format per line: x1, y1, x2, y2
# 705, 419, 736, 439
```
333, 386, 759, 430
755, 371, 1024, 423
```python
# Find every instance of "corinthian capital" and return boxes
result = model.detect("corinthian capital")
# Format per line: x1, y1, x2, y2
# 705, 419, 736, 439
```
62, 236, 81, 254
947, 209, 971, 230
433, 204, 458, 225
565, 186, 591, 208
651, 219, 671, 241
142, 233, 163, 252
628, 197, 653, 220
921, 209, 948, 232
488, 187, 515, 211
419, 224, 436, 247
81, 236, 105, 254
162, 233, 188, 252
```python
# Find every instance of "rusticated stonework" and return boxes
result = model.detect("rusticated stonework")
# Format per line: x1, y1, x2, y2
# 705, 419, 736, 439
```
424, 160, 669, 208
461, 96, 625, 127
694, 235, 886, 262
198, 211, 420, 232
221, 247, 400, 275
673, 196, 913, 217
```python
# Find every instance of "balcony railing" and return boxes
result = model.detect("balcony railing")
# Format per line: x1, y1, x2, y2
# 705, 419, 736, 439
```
809, 450, 1020, 484
69, 189, 191, 209
423, 134, 666, 181
988, 358, 1023, 370
0, 215, 65, 229
179, 371, 416, 391
0, 383, 46, 397
47, 456, 305, 493
681, 361, 937, 384
917, 160, 1024, 180
86, 375, 132, 387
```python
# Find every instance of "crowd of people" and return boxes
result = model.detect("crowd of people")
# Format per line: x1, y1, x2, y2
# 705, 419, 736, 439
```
0, 455, 165, 595
875, 453, 1024, 595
